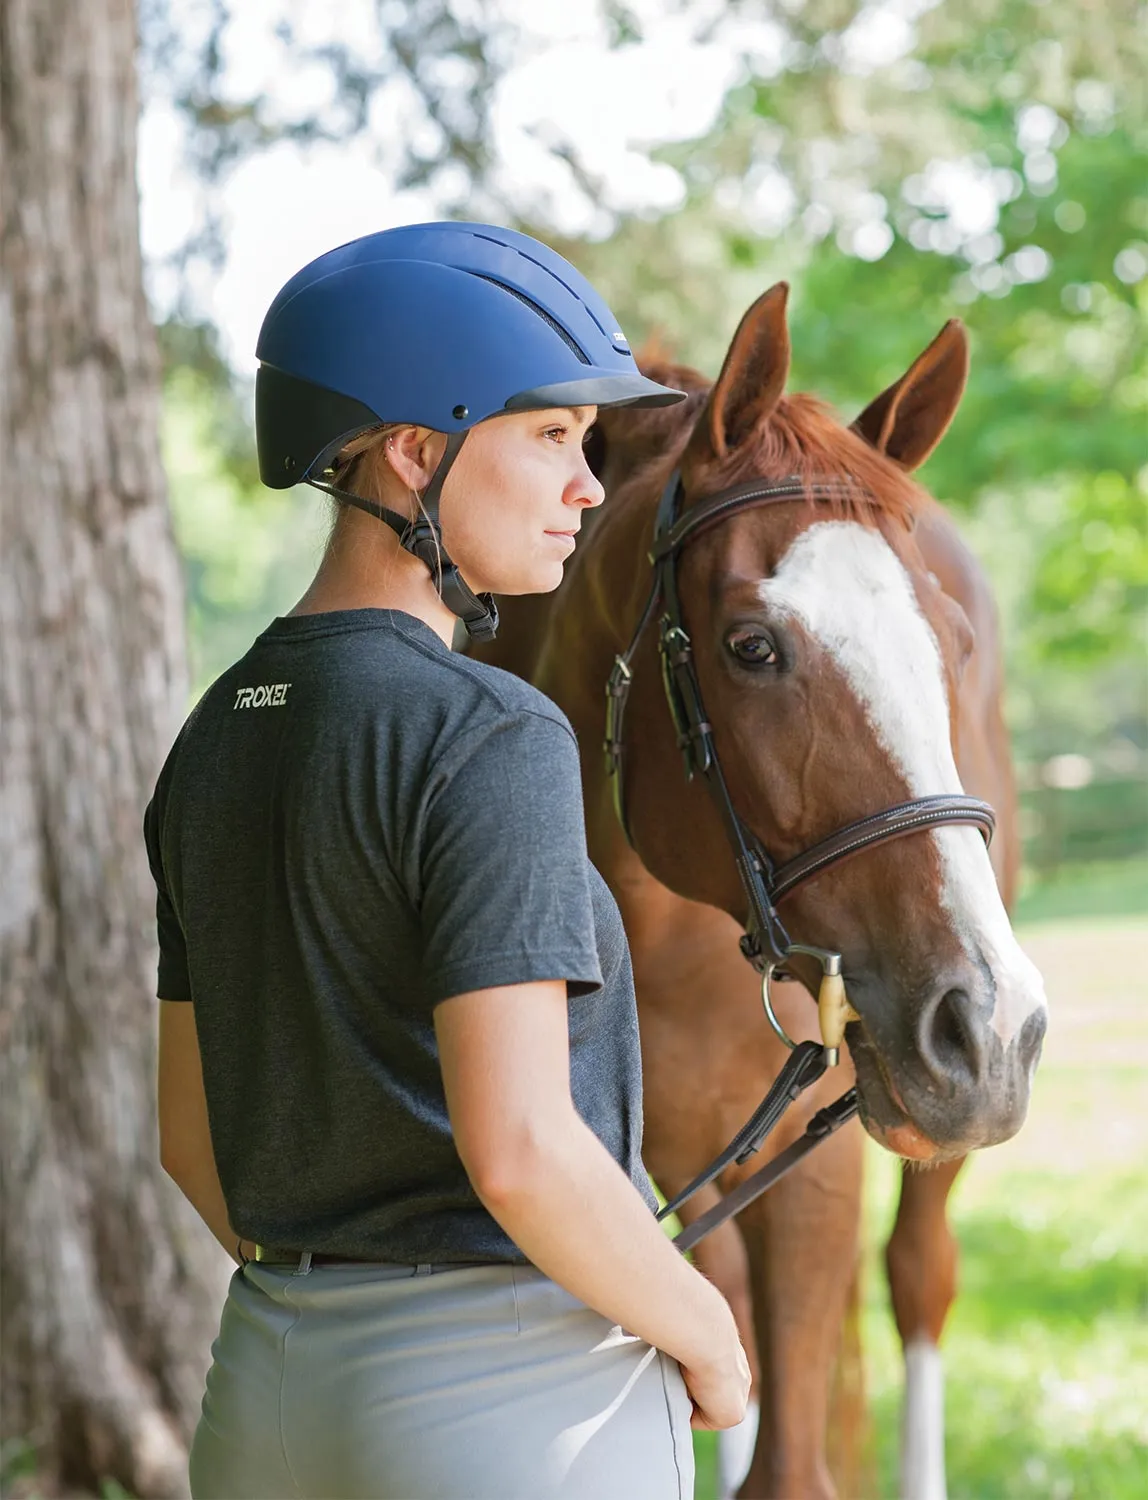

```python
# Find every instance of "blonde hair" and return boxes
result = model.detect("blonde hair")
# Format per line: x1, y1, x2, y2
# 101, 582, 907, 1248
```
324, 424, 445, 586
326, 423, 404, 506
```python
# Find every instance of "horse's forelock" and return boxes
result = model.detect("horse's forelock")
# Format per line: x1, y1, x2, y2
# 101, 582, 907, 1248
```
730, 393, 925, 531
628, 359, 925, 531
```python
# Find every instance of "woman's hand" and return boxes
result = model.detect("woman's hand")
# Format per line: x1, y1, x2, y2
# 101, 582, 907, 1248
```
679, 1312, 752, 1430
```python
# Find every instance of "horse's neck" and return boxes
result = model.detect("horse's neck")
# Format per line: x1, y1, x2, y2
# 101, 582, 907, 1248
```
537, 471, 662, 687
468, 591, 555, 682
525, 477, 666, 870
470, 462, 679, 879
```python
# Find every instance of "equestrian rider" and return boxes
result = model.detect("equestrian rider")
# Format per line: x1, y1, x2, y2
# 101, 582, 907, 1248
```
147, 221, 750, 1499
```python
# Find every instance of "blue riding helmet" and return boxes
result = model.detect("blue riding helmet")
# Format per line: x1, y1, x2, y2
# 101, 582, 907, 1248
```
254, 221, 686, 640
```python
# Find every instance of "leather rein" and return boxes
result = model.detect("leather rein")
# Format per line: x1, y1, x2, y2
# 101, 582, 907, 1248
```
603, 468, 996, 1248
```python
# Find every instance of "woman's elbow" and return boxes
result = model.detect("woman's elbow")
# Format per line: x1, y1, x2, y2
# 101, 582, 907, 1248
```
158, 1119, 212, 1188
159, 1135, 191, 1185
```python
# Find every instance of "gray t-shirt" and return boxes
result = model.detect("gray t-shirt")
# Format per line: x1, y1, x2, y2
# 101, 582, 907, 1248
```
144, 608, 656, 1262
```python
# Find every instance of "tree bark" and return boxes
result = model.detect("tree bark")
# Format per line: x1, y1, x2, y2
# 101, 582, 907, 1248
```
1, 1, 228, 1493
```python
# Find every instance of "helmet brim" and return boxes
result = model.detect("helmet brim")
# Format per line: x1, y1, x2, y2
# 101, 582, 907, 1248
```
503, 371, 686, 412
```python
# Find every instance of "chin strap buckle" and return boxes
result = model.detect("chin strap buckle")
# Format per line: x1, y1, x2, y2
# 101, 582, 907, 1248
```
444, 568, 499, 641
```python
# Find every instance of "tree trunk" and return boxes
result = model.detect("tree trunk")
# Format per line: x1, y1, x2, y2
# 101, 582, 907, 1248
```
0, 1, 228, 1493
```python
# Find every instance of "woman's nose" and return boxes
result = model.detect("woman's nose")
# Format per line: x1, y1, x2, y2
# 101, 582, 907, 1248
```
570, 458, 606, 510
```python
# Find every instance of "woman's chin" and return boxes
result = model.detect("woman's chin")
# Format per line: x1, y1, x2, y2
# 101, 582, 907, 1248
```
489, 563, 567, 596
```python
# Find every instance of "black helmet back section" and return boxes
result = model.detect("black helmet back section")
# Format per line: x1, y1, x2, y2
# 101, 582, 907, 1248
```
255, 221, 685, 488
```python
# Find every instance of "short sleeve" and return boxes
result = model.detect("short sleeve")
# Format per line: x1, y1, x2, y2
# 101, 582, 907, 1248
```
143, 794, 193, 1002
416, 710, 604, 1005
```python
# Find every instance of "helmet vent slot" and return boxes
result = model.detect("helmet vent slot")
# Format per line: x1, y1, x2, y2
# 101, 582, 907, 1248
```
471, 274, 590, 364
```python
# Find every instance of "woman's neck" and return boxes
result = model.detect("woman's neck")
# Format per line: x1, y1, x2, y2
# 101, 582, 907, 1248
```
288, 507, 458, 647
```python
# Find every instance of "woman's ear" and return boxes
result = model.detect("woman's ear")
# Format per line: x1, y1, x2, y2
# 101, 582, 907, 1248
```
383, 425, 445, 492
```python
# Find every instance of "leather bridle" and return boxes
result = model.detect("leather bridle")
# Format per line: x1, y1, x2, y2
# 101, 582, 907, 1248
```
603, 467, 997, 1247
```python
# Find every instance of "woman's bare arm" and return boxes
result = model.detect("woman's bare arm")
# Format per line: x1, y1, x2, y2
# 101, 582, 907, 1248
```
435, 978, 748, 1422
157, 1001, 253, 1264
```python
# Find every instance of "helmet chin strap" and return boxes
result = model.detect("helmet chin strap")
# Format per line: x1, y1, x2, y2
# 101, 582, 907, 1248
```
308, 429, 500, 642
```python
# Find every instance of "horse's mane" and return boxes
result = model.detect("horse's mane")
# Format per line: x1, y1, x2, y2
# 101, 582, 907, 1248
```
616, 355, 925, 531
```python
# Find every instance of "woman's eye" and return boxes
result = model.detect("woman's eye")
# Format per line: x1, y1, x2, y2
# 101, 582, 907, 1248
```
726, 628, 778, 666
543, 426, 568, 442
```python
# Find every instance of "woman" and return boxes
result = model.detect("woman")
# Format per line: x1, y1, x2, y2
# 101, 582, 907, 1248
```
147, 221, 749, 1500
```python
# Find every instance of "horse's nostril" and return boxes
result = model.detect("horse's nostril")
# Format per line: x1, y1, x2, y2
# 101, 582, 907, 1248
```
919, 986, 985, 1086
933, 989, 969, 1064
1017, 1006, 1047, 1072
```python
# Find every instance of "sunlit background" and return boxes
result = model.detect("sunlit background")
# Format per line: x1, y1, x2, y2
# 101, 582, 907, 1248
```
132, 3, 1147, 1495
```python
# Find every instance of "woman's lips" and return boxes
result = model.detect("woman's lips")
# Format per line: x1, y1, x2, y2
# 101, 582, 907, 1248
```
544, 530, 578, 548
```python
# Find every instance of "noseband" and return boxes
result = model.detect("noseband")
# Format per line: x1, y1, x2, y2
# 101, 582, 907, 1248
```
604, 468, 996, 1247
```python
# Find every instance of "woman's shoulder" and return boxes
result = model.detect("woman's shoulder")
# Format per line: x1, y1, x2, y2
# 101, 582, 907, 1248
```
433, 649, 575, 739
174, 608, 579, 767
363, 613, 570, 738
413, 656, 585, 803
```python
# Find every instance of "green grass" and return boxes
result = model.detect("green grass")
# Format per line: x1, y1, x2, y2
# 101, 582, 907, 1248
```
860, 1159, 1148, 1500
693, 905, 1148, 1499
693, 1167, 1148, 1500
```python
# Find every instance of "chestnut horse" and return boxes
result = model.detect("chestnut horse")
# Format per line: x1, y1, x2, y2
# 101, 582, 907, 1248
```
473, 284, 1047, 1499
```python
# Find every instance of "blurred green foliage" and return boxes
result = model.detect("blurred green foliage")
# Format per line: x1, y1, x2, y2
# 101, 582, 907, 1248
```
1014, 856, 1148, 923
1030, 472, 1147, 665
556, 0, 1147, 785
159, 323, 323, 692
157, 0, 1146, 791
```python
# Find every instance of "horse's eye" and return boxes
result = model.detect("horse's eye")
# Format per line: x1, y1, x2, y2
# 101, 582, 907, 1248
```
726, 628, 778, 666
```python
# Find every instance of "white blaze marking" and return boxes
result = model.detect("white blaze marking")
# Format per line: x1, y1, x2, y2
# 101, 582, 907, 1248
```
901, 1336, 947, 1500
758, 523, 1046, 1049
718, 1395, 759, 1498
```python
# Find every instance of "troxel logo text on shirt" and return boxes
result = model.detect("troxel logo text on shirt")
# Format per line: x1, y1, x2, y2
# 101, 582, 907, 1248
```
234, 683, 292, 709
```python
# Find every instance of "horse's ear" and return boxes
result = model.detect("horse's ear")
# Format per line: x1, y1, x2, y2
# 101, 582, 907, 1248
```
851, 320, 969, 471
692, 282, 791, 461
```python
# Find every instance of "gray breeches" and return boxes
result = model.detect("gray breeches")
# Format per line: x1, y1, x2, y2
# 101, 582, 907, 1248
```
189, 1259, 694, 1499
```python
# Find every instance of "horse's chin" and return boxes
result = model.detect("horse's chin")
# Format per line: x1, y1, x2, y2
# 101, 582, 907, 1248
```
849, 1032, 967, 1164
865, 1116, 946, 1162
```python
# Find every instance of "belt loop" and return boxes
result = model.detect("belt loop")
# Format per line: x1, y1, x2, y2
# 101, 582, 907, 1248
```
293, 1250, 313, 1277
